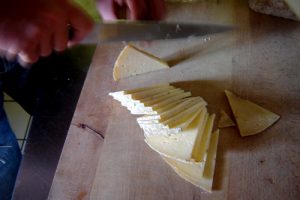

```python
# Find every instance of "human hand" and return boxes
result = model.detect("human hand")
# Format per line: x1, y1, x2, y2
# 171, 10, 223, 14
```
97, 0, 166, 21
0, 0, 93, 67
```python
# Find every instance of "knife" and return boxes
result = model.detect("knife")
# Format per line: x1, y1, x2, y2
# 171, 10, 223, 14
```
80, 21, 234, 44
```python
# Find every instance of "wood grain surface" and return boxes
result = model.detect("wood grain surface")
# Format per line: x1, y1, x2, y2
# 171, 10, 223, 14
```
49, 0, 300, 199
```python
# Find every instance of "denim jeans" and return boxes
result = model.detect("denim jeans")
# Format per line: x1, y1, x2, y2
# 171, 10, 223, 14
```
0, 59, 22, 200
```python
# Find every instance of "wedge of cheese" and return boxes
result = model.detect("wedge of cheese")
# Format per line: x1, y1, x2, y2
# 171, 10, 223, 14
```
163, 129, 219, 192
217, 109, 235, 128
144, 108, 207, 161
113, 44, 169, 81
225, 90, 280, 136
285, 0, 300, 18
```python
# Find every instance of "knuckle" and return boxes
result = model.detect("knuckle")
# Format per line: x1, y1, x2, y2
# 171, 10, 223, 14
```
20, 40, 36, 52
54, 43, 67, 52
19, 52, 39, 63
41, 48, 52, 57
25, 23, 44, 39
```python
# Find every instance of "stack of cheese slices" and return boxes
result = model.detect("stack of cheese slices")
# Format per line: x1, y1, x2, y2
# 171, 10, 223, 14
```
109, 83, 219, 192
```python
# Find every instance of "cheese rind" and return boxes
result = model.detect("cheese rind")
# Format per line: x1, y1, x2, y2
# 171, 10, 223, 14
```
113, 44, 169, 81
225, 90, 280, 136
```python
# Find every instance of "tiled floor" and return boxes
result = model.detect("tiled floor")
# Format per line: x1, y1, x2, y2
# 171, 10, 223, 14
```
3, 92, 32, 153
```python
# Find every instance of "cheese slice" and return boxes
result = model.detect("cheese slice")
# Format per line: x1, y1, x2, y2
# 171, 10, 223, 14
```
109, 84, 170, 98
144, 108, 207, 161
124, 89, 184, 111
130, 92, 191, 115
163, 130, 219, 192
114, 89, 186, 115
129, 86, 176, 100
140, 90, 185, 107
137, 97, 206, 121
225, 90, 280, 136
140, 107, 204, 136
113, 44, 169, 81
191, 114, 215, 162
110, 85, 174, 102
132, 98, 185, 115
217, 109, 235, 128
285, 0, 300, 18
138, 102, 204, 127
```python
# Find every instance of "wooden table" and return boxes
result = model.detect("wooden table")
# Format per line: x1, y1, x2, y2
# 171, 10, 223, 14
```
49, 1, 300, 199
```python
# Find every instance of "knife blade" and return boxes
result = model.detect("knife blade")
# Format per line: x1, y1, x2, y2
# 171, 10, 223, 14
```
81, 21, 234, 44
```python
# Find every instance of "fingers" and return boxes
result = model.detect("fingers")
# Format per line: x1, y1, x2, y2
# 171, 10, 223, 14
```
17, 23, 40, 64
126, 0, 147, 20
147, 0, 166, 20
67, 4, 93, 46
53, 26, 68, 52
40, 26, 53, 57
97, 0, 166, 20
97, 0, 118, 20
0, 0, 93, 67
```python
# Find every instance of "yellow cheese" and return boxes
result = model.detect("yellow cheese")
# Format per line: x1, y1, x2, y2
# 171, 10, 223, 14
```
144, 108, 207, 161
129, 91, 191, 115
109, 85, 174, 102
113, 44, 169, 81
136, 99, 185, 115
165, 103, 206, 129
225, 90, 280, 136
191, 114, 215, 162
137, 97, 206, 121
125, 89, 184, 110
110, 85, 188, 115
138, 102, 204, 127
140, 107, 203, 136
123, 84, 170, 94
217, 109, 235, 128
285, 0, 300, 18
129, 85, 176, 99
162, 129, 219, 192
141, 90, 185, 106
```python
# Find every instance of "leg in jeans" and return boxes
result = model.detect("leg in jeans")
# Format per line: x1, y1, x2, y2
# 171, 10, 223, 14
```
0, 59, 22, 200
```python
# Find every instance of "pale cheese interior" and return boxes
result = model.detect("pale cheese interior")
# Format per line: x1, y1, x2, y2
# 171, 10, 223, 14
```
225, 90, 280, 136
163, 130, 219, 192
113, 44, 169, 81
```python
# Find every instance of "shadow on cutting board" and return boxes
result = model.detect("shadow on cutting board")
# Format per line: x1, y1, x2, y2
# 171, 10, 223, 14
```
164, 33, 235, 68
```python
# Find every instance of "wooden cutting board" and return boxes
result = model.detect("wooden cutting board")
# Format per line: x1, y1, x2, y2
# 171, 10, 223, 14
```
49, 1, 300, 199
